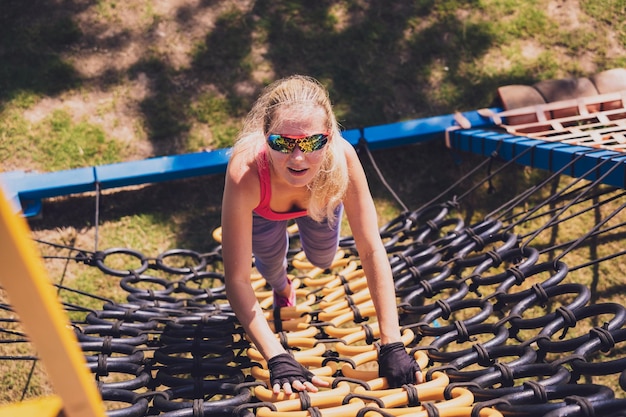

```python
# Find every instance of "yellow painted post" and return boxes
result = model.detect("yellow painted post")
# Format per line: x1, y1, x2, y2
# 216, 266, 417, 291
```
0, 395, 63, 417
0, 187, 106, 417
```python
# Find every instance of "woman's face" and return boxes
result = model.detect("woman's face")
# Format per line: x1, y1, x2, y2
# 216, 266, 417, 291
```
267, 106, 329, 188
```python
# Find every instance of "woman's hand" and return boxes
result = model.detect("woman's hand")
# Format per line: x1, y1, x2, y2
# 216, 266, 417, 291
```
378, 342, 423, 387
268, 353, 330, 394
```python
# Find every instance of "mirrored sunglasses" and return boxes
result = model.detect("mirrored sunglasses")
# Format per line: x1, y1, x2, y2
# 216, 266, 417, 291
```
267, 133, 329, 154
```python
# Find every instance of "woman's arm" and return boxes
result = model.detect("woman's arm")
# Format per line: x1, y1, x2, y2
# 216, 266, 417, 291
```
341, 140, 423, 386
221, 153, 328, 393
222, 156, 285, 360
341, 141, 402, 344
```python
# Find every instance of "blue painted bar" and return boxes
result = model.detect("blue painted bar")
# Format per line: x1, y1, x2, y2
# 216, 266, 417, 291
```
94, 149, 230, 189
1, 168, 97, 217
0, 150, 231, 217
361, 108, 498, 150
11, 167, 96, 200
448, 129, 626, 189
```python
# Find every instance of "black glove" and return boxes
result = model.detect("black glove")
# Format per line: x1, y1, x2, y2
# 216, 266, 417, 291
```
268, 353, 315, 389
378, 342, 421, 387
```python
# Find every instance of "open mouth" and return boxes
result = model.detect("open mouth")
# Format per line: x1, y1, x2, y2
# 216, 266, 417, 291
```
288, 167, 308, 175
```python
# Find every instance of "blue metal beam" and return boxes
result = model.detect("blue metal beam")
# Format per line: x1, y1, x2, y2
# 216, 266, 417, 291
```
360, 109, 497, 150
1, 149, 230, 217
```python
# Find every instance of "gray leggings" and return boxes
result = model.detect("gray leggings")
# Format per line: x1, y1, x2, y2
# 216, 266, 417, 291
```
252, 204, 343, 292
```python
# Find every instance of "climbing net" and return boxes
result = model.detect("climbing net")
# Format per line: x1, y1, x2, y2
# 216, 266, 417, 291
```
1, 144, 626, 417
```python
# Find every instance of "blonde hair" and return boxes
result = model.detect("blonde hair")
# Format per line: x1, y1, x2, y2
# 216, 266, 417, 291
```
233, 75, 348, 223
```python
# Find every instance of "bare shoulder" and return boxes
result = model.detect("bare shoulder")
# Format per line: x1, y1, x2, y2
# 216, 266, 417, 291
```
337, 136, 360, 166
224, 149, 260, 209
336, 136, 367, 182
227, 149, 257, 184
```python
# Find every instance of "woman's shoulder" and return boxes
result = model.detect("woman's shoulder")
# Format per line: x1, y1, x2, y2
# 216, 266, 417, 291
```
226, 147, 261, 187
337, 136, 361, 168
333, 135, 353, 156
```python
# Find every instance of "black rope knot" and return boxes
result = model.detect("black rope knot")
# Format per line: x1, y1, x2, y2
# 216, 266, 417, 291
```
363, 324, 375, 345
278, 331, 289, 349
531, 283, 549, 306
556, 306, 577, 339
506, 266, 526, 285
299, 390, 311, 410
273, 307, 283, 333
102, 336, 113, 355
523, 381, 548, 403
397, 253, 412, 267
420, 280, 435, 298
485, 250, 502, 267
422, 402, 440, 417
345, 294, 355, 307
473, 343, 494, 367
467, 274, 483, 296
494, 363, 514, 387
435, 299, 452, 320
308, 407, 323, 417
565, 395, 595, 417
466, 229, 485, 250
403, 384, 420, 407
590, 324, 615, 352
350, 304, 368, 323
111, 319, 123, 334
96, 353, 109, 377
408, 266, 422, 280
454, 320, 472, 343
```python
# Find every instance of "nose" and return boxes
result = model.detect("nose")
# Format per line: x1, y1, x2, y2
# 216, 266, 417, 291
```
290, 146, 305, 160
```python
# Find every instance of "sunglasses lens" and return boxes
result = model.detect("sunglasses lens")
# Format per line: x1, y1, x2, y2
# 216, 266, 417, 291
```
267, 134, 329, 153
298, 134, 328, 153
267, 134, 295, 153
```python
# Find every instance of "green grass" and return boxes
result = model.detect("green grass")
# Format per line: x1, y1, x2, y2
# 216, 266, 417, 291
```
582, 0, 626, 46
0, 109, 124, 172
190, 91, 245, 150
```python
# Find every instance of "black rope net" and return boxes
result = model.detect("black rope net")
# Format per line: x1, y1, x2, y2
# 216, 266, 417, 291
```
1, 143, 626, 417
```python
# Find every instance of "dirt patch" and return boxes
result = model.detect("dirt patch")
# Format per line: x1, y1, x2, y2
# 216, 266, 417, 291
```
547, 0, 585, 31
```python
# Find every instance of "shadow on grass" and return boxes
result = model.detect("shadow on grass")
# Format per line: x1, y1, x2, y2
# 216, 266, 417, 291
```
0, 0, 84, 105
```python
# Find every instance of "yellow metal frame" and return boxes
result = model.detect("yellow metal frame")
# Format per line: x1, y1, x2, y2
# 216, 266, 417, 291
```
0, 188, 106, 417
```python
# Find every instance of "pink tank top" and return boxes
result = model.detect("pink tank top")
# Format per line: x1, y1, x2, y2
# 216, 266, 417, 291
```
253, 150, 308, 221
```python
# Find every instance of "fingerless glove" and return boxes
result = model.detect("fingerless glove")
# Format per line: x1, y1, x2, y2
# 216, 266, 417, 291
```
268, 353, 315, 388
378, 342, 421, 387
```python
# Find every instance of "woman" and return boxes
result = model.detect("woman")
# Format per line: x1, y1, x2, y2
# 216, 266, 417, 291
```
221, 75, 422, 394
